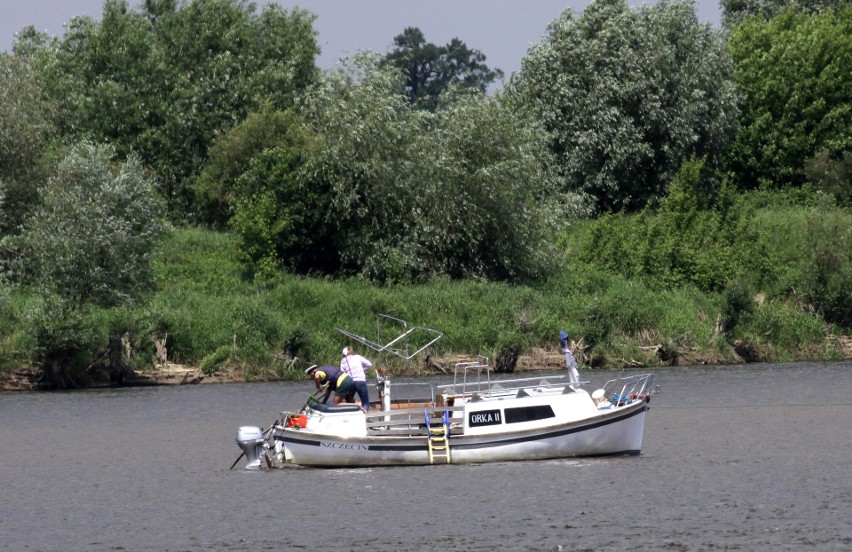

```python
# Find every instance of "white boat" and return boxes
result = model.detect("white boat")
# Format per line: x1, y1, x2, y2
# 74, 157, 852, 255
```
236, 366, 655, 469
233, 318, 656, 469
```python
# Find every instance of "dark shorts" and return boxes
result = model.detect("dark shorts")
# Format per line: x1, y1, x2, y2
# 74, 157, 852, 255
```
334, 375, 355, 399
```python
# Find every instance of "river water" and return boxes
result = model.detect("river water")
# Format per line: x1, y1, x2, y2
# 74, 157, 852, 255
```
1, 361, 851, 551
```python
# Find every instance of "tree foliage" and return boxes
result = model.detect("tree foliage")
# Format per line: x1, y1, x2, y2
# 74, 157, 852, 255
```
803, 149, 852, 206
229, 144, 336, 280
574, 158, 764, 292
31, 0, 319, 215
381, 27, 504, 111
14, 142, 167, 309
721, 0, 843, 29
192, 108, 312, 227
0, 53, 54, 184
0, 51, 56, 234
511, 0, 739, 213
5, 142, 168, 387
798, 209, 852, 326
216, 56, 567, 283
195, 108, 336, 278
727, 5, 851, 190
412, 93, 567, 282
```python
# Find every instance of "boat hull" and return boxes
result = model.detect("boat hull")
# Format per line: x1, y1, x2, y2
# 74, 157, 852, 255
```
275, 399, 648, 467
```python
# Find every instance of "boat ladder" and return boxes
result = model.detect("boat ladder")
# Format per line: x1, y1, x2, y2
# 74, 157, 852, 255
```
425, 409, 452, 464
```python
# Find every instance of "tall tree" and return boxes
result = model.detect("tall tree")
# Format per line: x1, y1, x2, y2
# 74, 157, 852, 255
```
10, 142, 167, 387
727, 4, 851, 189
222, 111, 331, 280
0, 49, 56, 234
382, 27, 504, 110
510, 0, 739, 213
296, 55, 565, 283
192, 108, 311, 227
35, 0, 320, 216
15, 142, 166, 309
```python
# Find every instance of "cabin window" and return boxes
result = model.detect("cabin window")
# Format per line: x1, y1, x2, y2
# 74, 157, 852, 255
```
504, 405, 555, 424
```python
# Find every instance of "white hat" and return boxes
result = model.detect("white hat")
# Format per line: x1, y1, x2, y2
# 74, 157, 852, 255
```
305, 364, 318, 374
342, 346, 349, 356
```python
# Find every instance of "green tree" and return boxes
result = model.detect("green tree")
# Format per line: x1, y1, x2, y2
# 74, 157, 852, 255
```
511, 0, 739, 212
297, 55, 566, 282
229, 145, 337, 280
575, 158, 763, 292
0, 50, 56, 234
803, 149, 852, 206
297, 56, 432, 281
381, 27, 504, 111
10, 143, 167, 387
36, 0, 319, 216
16, 142, 167, 308
192, 108, 311, 227
728, 5, 851, 189
148, 0, 319, 212
414, 92, 567, 282
193, 107, 334, 279
797, 209, 852, 326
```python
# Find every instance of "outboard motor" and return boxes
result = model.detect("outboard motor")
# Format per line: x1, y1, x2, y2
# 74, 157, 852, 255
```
235, 426, 266, 470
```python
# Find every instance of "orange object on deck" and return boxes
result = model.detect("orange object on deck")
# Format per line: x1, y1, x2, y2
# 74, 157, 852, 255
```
286, 415, 307, 428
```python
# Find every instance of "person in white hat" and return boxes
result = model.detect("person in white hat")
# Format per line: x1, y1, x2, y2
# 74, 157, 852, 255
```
340, 345, 374, 410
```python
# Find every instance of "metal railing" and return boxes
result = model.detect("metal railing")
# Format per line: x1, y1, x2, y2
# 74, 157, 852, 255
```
435, 357, 587, 398
336, 314, 444, 361
336, 314, 444, 371
602, 373, 656, 405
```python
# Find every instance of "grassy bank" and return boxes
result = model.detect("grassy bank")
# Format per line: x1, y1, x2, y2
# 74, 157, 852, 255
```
2, 216, 849, 387
152, 216, 851, 376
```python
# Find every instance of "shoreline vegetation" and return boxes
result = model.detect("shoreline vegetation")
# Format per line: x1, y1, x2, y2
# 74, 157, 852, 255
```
2, 224, 851, 393
2, 2, 849, 392
3, 341, 851, 392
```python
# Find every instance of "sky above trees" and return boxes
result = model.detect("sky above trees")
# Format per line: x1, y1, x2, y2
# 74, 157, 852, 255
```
0, 0, 722, 86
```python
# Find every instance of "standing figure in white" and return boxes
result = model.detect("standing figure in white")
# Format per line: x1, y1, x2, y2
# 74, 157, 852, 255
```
559, 330, 580, 389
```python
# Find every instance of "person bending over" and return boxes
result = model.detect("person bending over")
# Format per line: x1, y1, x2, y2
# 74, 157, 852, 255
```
305, 364, 361, 409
